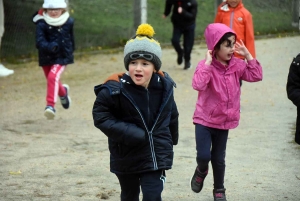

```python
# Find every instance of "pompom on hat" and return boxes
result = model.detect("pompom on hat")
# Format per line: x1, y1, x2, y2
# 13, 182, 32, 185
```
124, 24, 162, 71
43, 0, 67, 9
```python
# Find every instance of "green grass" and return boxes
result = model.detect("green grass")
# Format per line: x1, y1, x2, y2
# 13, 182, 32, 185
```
1, 0, 298, 63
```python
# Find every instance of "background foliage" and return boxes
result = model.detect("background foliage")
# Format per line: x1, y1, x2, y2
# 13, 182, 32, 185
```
1, 0, 298, 63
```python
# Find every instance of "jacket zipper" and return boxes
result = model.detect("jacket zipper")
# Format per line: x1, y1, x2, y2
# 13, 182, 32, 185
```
121, 84, 173, 171
148, 90, 173, 170
230, 11, 234, 29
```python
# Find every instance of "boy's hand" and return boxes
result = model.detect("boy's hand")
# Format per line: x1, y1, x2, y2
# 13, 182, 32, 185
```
178, 7, 182, 13
235, 39, 253, 60
205, 50, 212, 65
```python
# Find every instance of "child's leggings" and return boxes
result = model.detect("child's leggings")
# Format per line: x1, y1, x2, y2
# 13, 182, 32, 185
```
42, 64, 66, 107
195, 123, 228, 189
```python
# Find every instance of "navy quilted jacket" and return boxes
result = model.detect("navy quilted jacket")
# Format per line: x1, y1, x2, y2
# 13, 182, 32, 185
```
163, 0, 198, 28
35, 17, 75, 66
287, 54, 300, 107
92, 72, 179, 174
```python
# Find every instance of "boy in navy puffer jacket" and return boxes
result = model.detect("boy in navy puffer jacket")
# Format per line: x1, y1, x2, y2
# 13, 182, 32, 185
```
33, 0, 74, 119
92, 24, 179, 201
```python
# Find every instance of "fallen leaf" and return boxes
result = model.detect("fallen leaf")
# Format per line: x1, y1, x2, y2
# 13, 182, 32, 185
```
9, 170, 22, 175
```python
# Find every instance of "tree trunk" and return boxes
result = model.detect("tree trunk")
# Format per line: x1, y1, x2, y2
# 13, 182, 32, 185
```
134, 0, 141, 31
215, 0, 223, 16
133, 0, 147, 31
292, 0, 300, 28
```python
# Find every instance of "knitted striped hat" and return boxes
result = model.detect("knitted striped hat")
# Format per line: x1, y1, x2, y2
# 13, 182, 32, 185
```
124, 24, 162, 71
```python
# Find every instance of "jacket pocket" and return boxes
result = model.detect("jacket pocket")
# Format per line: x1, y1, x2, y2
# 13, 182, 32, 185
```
209, 103, 227, 124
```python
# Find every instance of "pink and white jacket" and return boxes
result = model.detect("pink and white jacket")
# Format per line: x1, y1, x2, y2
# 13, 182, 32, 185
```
192, 23, 263, 129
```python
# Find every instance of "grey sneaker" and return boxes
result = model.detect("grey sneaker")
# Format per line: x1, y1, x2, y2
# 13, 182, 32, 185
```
213, 188, 227, 201
60, 84, 71, 109
190, 166, 208, 193
44, 106, 55, 120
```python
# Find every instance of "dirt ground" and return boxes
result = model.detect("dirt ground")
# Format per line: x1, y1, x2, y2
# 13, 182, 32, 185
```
1, 36, 300, 201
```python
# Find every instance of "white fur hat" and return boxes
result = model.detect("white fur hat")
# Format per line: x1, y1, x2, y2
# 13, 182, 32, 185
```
43, 0, 67, 9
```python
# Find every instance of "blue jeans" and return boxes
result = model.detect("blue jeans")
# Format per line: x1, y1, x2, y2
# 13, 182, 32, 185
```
195, 123, 228, 189
171, 24, 195, 63
116, 170, 165, 201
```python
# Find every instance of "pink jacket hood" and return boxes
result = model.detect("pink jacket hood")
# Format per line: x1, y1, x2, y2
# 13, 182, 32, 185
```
204, 23, 236, 50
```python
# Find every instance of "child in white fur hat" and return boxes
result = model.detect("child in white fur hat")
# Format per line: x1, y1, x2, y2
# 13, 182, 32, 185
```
32, 0, 74, 120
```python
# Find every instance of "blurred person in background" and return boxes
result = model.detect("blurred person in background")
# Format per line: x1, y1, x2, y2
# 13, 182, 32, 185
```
32, 0, 74, 119
163, 0, 198, 70
286, 53, 300, 145
215, 0, 255, 86
0, 0, 14, 77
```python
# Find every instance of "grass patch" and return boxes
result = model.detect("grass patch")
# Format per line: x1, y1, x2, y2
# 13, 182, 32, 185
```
1, 0, 298, 63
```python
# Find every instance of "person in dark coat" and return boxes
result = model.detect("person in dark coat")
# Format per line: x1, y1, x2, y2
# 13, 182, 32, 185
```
32, 0, 74, 120
163, 0, 198, 70
287, 53, 300, 145
92, 24, 179, 201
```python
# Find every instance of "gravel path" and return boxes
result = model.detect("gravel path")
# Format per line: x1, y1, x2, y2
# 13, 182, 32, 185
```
0, 35, 299, 200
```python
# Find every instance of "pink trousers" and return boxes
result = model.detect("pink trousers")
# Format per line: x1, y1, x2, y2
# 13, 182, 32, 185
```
42, 64, 67, 107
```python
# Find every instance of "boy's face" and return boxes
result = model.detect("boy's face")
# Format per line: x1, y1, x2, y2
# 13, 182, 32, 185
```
128, 57, 155, 88
215, 35, 236, 65
227, 0, 241, 8
46, 9, 64, 18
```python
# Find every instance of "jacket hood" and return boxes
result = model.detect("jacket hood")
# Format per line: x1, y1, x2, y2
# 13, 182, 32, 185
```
204, 23, 236, 50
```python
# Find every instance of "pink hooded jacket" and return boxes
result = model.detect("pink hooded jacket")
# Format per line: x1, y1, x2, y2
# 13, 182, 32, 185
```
192, 23, 263, 129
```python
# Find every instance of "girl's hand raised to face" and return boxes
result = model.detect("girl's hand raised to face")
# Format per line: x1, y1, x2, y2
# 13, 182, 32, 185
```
205, 50, 213, 65
235, 39, 253, 61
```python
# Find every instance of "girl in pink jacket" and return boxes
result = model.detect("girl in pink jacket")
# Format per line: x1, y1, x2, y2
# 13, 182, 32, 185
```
190, 23, 262, 201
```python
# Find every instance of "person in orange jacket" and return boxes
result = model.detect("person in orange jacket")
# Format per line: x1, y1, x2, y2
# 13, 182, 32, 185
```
214, 0, 255, 60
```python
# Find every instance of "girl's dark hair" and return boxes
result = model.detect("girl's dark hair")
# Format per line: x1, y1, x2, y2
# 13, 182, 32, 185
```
214, 32, 236, 51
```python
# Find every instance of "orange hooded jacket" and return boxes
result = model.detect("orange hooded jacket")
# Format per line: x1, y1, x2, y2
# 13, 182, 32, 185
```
214, 0, 255, 59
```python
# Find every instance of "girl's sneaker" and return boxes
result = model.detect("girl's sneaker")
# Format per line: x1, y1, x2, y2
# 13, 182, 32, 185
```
44, 106, 55, 120
213, 188, 227, 201
60, 84, 71, 109
190, 166, 208, 193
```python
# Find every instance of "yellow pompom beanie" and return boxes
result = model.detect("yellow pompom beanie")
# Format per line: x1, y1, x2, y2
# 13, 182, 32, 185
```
124, 24, 162, 71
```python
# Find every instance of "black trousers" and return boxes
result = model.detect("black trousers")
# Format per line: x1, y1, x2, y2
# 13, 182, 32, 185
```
171, 23, 195, 63
116, 170, 166, 201
195, 123, 229, 189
